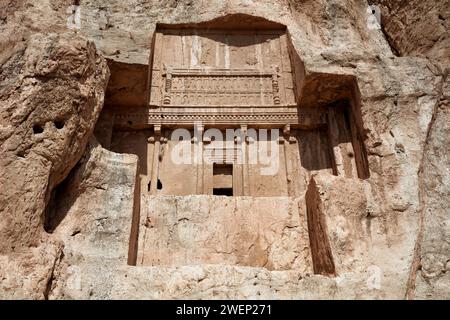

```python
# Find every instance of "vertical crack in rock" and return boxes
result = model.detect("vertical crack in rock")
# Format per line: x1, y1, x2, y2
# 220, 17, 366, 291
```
43, 247, 64, 300
305, 176, 336, 276
139, 198, 149, 266
405, 71, 447, 299
127, 160, 141, 266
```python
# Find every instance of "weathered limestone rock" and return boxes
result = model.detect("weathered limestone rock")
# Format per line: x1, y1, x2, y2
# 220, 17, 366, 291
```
0, 0, 448, 300
0, 242, 63, 300
369, 0, 450, 69
0, 32, 109, 298
306, 173, 418, 298
48, 171, 411, 300
0, 32, 109, 251
413, 75, 450, 299
47, 139, 139, 299
138, 196, 311, 271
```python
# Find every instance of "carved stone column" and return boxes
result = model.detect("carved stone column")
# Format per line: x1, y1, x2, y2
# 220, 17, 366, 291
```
195, 123, 204, 194
282, 124, 295, 196
241, 125, 250, 196
149, 125, 161, 195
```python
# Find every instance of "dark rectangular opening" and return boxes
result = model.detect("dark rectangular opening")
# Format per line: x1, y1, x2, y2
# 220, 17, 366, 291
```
213, 163, 233, 196
213, 188, 234, 196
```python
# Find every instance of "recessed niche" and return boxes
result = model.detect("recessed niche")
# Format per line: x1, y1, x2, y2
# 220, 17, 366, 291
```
213, 188, 233, 196
33, 124, 44, 134
213, 164, 233, 196
54, 120, 65, 129
103, 20, 369, 197
86, 14, 373, 276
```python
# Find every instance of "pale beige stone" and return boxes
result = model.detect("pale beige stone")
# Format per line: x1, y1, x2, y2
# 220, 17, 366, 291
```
138, 195, 312, 271
0, 0, 448, 300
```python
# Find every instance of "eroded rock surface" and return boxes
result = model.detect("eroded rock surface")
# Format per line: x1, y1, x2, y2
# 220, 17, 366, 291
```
0, 0, 448, 300
414, 76, 450, 299
0, 32, 109, 298
370, 0, 450, 69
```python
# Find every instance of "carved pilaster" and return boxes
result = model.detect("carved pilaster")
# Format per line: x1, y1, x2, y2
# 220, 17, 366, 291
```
240, 125, 249, 196
272, 66, 281, 105
149, 125, 162, 195
163, 68, 173, 105
282, 124, 295, 196
195, 123, 205, 194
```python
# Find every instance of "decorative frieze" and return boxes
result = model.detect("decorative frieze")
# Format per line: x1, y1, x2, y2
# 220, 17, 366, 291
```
161, 68, 281, 106
149, 28, 296, 109
113, 107, 327, 128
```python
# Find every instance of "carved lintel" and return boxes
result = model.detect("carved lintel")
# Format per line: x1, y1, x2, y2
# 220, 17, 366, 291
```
116, 107, 330, 128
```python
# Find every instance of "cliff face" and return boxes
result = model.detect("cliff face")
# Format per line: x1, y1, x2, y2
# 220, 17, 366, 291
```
369, 0, 450, 69
0, 29, 109, 298
0, 0, 448, 300
369, 0, 450, 299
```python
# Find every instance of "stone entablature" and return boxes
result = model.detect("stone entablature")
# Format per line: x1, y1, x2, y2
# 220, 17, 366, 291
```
114, 107, 328, 128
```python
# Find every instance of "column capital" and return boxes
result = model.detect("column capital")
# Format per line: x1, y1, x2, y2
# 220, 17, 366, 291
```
283, 124, 291, 136
154, 124, 162, 136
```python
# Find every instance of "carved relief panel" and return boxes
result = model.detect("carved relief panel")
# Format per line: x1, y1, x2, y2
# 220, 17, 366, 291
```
149, 29, 296, 108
